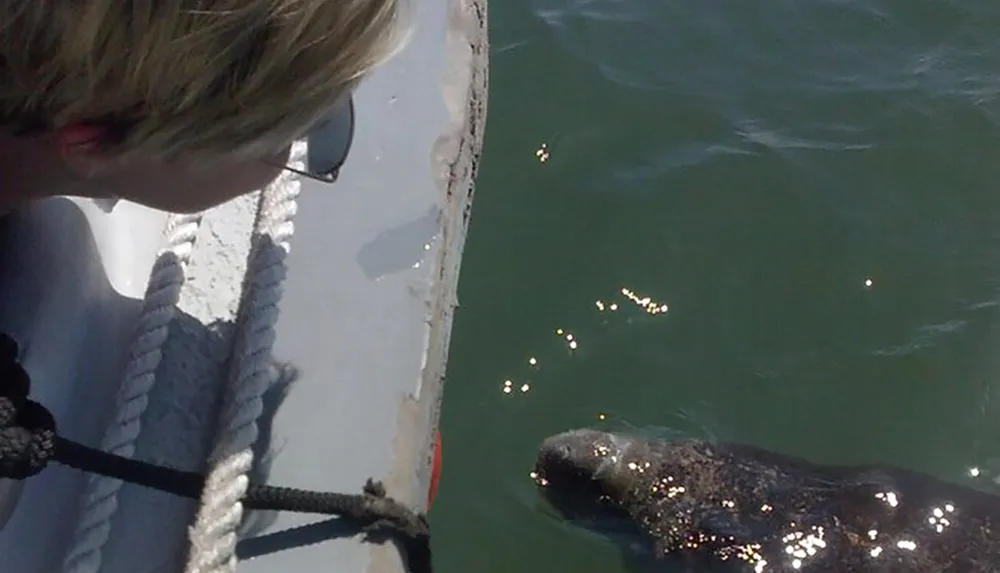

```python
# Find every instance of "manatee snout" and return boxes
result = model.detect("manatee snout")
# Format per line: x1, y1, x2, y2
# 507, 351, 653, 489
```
533, 429, 639, 527
535, 429, 619, 483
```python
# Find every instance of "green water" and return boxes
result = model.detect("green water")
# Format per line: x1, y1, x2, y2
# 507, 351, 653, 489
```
434, 1, 1000, 571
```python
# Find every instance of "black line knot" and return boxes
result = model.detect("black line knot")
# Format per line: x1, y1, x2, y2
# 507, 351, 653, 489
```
0, 333, 57, 480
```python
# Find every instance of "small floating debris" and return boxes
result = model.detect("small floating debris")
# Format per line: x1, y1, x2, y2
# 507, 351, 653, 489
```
864, 277, 873, 288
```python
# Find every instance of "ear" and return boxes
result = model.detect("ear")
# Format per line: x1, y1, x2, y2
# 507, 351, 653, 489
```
56, 124, 115, 178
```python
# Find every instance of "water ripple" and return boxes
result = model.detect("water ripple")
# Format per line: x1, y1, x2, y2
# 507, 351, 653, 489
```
873, 319, 968, 357
609, 141, 754, 183
532, 0, 1000, 108
735, 119, 876, 151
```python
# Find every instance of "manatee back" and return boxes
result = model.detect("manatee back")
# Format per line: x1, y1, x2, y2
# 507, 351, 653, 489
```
623, 440, 1000, 572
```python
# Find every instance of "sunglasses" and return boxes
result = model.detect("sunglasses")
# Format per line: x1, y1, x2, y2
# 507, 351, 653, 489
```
271, 95, 356, 184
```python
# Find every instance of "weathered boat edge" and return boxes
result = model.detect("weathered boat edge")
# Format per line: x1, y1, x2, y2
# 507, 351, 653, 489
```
371, 0, 488, 568
381, 0, 489, 514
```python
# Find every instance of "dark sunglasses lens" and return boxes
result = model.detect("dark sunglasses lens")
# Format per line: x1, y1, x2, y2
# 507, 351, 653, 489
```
305, 96, 356, 183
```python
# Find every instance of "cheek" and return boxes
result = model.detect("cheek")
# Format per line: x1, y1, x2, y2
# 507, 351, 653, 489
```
218, 156, 285, 197
215, 146, 290, 196
245, 147, 292, 188
109, 147, 292, 214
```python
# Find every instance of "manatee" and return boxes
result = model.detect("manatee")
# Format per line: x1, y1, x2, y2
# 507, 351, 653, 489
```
532, 428, 1000, 572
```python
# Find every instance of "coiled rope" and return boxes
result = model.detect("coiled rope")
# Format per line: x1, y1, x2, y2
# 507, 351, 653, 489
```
61, 213, 202, 573
185, 149, 300, 573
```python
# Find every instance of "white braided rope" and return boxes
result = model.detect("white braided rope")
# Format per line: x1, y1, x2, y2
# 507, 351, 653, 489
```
60, 212, 204, 573
184, 144, 303, 573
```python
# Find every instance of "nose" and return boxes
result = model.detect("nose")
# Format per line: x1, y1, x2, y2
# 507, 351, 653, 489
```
540, 435, 577, 457
555, 443, 573, 460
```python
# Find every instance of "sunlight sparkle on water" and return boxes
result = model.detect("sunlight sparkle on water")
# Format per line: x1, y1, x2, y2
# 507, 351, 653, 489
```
597, 287, 669, 315
535, 143, 550, 163
499, 285, 670, 397
501, 379, 531, 395
559, 331, 578, 351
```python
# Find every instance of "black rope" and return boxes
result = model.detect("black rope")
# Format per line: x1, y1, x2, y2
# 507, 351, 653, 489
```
0, 333, 432, 573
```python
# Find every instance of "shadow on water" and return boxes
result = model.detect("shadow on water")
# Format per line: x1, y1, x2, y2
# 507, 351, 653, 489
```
530, 468, 706, 573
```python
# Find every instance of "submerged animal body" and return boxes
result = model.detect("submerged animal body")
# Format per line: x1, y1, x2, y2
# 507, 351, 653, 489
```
532, 429, 1000, 572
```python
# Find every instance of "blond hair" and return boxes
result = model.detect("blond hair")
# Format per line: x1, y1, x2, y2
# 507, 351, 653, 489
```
0, 0, 403, 163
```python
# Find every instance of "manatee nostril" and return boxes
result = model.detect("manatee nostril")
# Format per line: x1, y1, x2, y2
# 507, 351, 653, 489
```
558, 444, 573, 459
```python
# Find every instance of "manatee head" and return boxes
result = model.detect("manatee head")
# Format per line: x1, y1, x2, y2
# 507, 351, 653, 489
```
532, 429, 649, 523
533, 428, 765, 554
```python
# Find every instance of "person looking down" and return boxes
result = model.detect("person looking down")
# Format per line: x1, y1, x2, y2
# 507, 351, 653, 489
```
0, 0, 402, 214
